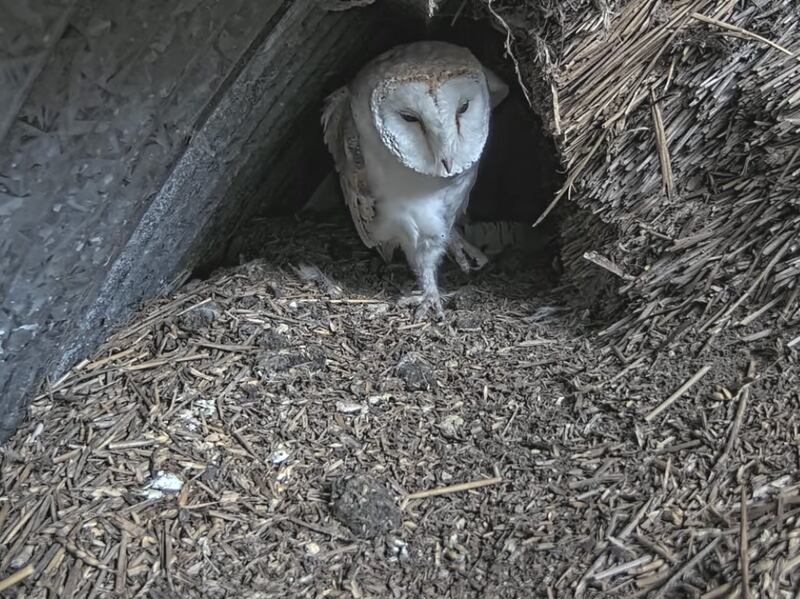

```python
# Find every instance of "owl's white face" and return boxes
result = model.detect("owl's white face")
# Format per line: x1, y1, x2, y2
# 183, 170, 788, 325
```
372, 74, 491, 178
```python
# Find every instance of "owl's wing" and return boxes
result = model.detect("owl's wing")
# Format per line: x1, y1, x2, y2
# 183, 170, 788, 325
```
322, 87, 394, 261
321, 87, 350, 167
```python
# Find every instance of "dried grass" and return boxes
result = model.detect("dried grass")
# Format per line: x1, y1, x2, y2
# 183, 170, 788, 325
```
485, 0, 800, 352
1, 218, 799, 597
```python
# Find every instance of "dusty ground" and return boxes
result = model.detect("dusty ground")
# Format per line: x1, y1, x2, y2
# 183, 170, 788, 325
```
1, 216, 799, 598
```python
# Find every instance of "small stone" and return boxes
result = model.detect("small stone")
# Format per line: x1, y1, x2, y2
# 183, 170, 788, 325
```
336, 400, 367, 414
331, 474, 401, 538
438, 415, 464, 439
368, 393, 392, 405
149, 472, 183, 492
143, 472, 183, 499
366, 303, 390, 319
270, 445, 291, 464
387, 537, 410, 561
661, 506, 684, 526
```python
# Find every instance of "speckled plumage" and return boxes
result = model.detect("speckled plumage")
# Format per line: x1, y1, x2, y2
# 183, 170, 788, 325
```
322, 41, 508, 319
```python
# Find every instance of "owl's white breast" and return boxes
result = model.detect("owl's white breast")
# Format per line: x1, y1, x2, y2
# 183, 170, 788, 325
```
356, 114, 476, 249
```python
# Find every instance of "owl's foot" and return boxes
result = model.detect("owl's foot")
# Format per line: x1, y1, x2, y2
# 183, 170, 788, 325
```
448, 233, 489, 273
398, 292, 445, 322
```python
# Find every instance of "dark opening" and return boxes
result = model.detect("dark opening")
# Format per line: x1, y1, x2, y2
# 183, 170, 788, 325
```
204, 6, 563, 292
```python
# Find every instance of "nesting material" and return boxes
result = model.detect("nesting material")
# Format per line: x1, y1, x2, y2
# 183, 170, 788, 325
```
1, 218, 799, 597
485, 0, 800, 349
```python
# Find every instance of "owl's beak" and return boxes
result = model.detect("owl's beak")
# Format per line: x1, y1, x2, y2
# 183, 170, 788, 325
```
440, 158, 451, 174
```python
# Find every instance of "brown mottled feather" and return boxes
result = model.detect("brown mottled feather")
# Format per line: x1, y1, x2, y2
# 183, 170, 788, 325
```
322, 87, 395, 261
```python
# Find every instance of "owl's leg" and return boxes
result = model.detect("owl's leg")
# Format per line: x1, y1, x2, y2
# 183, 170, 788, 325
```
447, 229, 489, 273
398, 237, 446, 321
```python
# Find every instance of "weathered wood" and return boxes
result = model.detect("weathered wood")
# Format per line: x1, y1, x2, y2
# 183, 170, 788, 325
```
0, 0, 399, 441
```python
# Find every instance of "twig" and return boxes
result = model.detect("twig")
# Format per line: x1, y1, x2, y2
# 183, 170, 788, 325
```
124, 353, 210, 372
540, 131, 607, 227
405, 477, 503, 500
728, 364, 755, 455
594, 556, 652, 581
650, 88, 674, 199
286, 517, 352, 541
634, 533, 678, 564
318, 0, 377, 12
691, 12, 800, 63
0, 564, 35, 592
740, 485, 751, 599
645, 365, 711, 422
701, 582, 737, 598
55, 536, 112, 571
653, 537, 721, 598
116, 531, 129, 595
485, 0, 533, 106
717, 360, 757, 472
582, 251, 630, 279
84, 348, 137, 371
450, 0, 469, 26
620, 498, 653, 539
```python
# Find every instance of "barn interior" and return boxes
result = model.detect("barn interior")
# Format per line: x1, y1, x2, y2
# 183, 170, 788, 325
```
1, 0, 799, 597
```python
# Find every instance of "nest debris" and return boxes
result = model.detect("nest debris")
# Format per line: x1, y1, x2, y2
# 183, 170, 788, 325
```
485, 0, 800, 353
1, 218, 799, 597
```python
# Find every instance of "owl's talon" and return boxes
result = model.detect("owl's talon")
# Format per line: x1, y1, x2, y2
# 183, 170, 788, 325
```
448, 233, 489, 273
398, 293, 444, 321
414, 295, 444, 322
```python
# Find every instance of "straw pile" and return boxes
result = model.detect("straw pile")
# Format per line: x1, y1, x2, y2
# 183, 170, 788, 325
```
2, 2, 800, 597
485, 0, 800, 350
1, 216, 799, 597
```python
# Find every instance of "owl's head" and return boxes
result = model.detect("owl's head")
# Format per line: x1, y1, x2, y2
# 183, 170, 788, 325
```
370, 43, 508, 178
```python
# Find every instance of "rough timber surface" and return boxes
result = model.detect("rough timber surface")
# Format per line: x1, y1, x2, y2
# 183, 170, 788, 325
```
0, 1, 385, 442
1, 218, 798, 598
482, 0, 800, 351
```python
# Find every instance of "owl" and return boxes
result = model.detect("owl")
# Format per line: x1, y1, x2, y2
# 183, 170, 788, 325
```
322, 41, 508, 320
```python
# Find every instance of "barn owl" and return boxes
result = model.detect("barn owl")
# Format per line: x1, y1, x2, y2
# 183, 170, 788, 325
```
322, 41, 508, 320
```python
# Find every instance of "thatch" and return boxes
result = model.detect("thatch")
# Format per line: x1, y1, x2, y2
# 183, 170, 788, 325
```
2, 3, 800, 597
2, 217, 800, 597
485, 0, 800, 351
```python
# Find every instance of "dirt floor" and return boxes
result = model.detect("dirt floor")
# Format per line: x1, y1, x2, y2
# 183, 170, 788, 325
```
1, 215, 799, 598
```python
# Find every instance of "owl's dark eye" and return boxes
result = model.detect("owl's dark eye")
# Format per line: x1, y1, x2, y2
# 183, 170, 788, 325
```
457, 101, 470, 115
401, 112, 420, 123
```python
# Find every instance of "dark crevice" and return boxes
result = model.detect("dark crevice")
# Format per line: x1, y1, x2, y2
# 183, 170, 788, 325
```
197, 10, 563, 283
